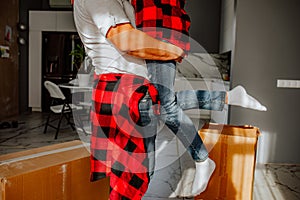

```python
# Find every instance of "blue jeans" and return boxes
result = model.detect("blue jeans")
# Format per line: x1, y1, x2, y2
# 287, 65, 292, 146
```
142, 60, 226, 162
138, 93, 158, 178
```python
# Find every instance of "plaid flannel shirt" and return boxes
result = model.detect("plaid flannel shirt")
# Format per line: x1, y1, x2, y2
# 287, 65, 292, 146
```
90, 73, 159, 200
131, 0, 191, 51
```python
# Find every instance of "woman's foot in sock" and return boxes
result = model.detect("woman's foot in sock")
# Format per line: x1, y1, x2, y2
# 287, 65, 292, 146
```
227, 85, 267, 111
191, 158, 216, 196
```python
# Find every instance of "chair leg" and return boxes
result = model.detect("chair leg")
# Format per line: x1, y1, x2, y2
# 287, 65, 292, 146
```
65, 112, 76, 131
88, 106, 92, 122
44, 112, 51, 133
74, 112, 88, 136
54, 112, 64, 139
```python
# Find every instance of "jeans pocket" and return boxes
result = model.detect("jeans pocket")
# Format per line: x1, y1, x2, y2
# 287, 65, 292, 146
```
138, 95, 152, 127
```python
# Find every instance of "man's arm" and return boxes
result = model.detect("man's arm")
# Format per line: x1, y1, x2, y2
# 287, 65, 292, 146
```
107, 23, 185, 61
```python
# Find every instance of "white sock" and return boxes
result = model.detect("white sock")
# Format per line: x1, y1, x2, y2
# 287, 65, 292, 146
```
191, 158, 216, 196
227, 85, 267, 111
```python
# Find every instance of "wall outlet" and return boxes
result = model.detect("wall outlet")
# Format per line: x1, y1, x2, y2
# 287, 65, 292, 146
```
277, 79, 300, 88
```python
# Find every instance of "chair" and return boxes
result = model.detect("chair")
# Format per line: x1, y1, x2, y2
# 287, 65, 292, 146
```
43, 81, 80, 139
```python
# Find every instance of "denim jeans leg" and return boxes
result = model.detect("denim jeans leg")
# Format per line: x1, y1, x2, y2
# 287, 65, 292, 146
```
146, 60, 208, 162
176, 90, 226, 111
138, 94, 158, 179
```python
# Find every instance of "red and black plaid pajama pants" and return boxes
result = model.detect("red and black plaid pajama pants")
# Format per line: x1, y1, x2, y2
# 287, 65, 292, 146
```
90, 73, 159, 200
132, 0, 191, 51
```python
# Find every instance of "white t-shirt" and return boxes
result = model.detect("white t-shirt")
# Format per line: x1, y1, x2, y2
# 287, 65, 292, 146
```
73, 0, 148, 79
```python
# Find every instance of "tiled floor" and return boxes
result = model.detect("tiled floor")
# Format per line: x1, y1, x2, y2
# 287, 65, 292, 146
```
0, 112, 299, 200
0, 112, 79, 154
254, 164, 300, 200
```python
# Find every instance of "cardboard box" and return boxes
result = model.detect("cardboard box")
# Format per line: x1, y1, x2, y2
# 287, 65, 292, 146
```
196, 123, 260, 200
0, 125, 260, 200
0, 140, 109, 200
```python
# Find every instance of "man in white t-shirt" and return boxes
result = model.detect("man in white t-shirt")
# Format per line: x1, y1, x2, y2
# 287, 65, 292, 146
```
73, 0, 184, 199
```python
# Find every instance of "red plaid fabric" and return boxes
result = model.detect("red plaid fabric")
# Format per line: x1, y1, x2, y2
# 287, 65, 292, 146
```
131, 0, 191, 51
90, 73, 159, 200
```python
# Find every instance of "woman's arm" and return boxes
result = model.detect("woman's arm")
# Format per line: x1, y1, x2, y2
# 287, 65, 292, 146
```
107, 23, 185, 61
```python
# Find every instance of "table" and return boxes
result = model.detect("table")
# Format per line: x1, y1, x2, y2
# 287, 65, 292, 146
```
59, 83, 92, 136
59, 83, 92, 91
59, 82, 92, 107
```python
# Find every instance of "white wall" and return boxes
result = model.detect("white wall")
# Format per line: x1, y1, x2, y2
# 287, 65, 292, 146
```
230, 0, 300, 163
28, 11, 76, 111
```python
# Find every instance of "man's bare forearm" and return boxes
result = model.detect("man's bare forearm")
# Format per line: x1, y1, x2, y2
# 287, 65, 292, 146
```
107, 23, 184, 61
